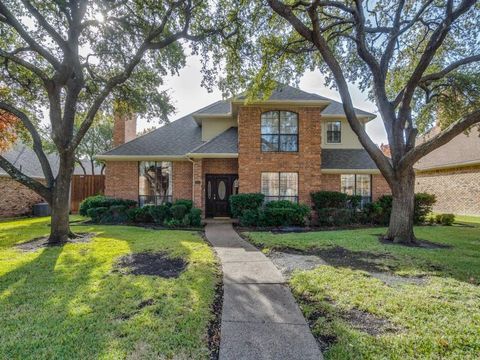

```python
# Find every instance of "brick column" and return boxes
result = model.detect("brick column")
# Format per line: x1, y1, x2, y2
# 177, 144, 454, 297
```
192, 159, 203, 210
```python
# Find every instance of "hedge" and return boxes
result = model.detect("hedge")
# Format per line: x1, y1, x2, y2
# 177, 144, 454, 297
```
79, 195, 136, 216
311, 191, 349, 209
230, 193, 265, 218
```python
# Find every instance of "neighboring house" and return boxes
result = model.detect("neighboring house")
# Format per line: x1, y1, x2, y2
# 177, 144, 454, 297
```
0, 143, 101, 217
415, 126, 480, 216
97, 85, 391, 218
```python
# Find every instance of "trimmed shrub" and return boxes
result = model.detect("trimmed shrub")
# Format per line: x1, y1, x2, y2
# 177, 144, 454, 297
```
170, 204, 188, 220
126, 206, 153, 223
86, 207, 108, 223
101, 205, 128, 224
311, 191, 349, 209
239, 209, 260, 227
79, 195, 136, 216
230, 193, 265, 218
164, 218, 181, 228
414, 193, 436, 224
173, 199, 193, 212
348, 195, 362, 209
317, 208, 354, 226
149, 205, 171, 224
188, 208, 202, 227
363, 193, 436, 225
436, 213, 455, 226
263, 201, 310, 227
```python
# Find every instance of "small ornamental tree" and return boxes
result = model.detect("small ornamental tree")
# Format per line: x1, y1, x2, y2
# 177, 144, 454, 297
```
221, 0, 480, 244
0, 0, 235, 243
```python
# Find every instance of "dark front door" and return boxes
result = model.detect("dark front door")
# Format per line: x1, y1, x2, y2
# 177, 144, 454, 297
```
205, 174, 238, 217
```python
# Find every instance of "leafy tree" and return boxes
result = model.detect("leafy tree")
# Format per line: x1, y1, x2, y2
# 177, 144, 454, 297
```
222, 0, 480, 244
0, 109, 20, 152
0, 0, 234, 243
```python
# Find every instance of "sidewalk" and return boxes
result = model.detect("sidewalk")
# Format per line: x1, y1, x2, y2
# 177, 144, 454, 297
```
205, 222, 322, 360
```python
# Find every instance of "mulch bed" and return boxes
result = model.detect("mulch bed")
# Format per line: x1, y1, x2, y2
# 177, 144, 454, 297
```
279, 246, 396, 273
15, 232, 94, 252
115, 252, 187, 277
235, 223, 383, 233
208, 280, 223, 360
300, 295, 401, 352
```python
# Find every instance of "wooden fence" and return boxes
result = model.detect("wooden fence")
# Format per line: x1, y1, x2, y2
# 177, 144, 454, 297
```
71, 175, 105, 213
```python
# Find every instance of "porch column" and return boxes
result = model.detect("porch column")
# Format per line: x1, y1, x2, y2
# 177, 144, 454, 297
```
192, 159, 203, 211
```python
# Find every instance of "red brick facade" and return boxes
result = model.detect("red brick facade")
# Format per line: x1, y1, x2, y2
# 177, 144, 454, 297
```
238, 106, 322, 205
172, 161, 193, 201
104, 104, 392, 215
104, 161, 138, 200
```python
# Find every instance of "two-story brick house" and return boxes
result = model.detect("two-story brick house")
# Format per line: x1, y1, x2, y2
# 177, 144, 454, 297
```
97, 85, 390, 217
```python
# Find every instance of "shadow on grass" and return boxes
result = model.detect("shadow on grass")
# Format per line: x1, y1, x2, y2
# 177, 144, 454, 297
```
0, 223, 217, 359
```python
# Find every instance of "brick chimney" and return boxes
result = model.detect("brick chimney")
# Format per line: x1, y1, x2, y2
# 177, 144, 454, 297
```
113, 101, 137, 146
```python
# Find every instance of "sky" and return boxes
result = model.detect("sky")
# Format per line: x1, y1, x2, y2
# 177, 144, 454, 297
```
138, 54, 388, 145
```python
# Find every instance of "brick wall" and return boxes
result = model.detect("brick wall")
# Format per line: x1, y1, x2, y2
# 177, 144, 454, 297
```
172, 161, 193, 201
104, 161, 138, 200
238, 106, 322, 205
372, 174, 391, 200
320, 174, 341, 192
0, 177, 44, 217
416, 166, 480, 215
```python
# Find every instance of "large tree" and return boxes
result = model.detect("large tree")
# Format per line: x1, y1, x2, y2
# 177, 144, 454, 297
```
222, 0, 480, 244
0, 0, 233, 243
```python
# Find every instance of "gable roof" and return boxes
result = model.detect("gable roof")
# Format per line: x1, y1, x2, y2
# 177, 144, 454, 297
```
416, 127, 480, 170
190, 127, 238, 154
98, 84, 375, 159
0, 143, 101, 178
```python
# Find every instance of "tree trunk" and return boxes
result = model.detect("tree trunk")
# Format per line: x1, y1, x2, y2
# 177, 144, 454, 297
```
48, 154, 75, 244
385, 168, 416, 244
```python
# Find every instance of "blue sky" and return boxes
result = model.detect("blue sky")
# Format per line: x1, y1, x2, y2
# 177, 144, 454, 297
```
138, 54, 388, 145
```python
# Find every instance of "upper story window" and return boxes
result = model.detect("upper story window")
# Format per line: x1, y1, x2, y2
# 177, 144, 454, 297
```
327, 121, 341, 143
261, 111, 298, 152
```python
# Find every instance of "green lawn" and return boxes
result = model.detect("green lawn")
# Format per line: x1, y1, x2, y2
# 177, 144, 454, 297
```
245, 216, 480, 359
0, 216, 219, 359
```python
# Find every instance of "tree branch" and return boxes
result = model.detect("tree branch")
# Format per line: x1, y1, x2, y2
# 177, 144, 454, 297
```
0, 101, 55, 186
0, 1, 61, 69
420, 54, 480, 84
399, 109, 480, 169
0, 48, 50, 82
0, 154, 52, 201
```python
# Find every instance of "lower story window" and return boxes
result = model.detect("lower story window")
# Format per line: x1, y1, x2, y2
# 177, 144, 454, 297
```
139, 161, 172, 206
261, 172, 298, 202
341, 174, 372, 206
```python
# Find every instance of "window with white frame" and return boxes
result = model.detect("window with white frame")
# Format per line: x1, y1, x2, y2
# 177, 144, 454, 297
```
261, 111, 298, 152
261, 172, 298, 202
341, 174, 372, 206
138, 161, 172, 206
326, 121, 341, 143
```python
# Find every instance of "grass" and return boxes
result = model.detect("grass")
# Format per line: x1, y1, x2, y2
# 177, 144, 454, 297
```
0, 216, 219, 359
245, 216, 480, 359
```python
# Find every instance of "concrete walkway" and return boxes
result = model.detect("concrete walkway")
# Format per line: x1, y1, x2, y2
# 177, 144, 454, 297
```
205, 222, 322, 360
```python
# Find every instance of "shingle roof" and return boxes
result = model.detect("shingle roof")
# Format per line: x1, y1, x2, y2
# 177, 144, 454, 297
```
236, 84, 330, 102
0, 143, 100, 178
416, 127, 480, 170
194, 100, 231, 115
321, 100, 375, 117
102, 114, 203, 156
321, 149, 378, 170
191, 127, 238, 154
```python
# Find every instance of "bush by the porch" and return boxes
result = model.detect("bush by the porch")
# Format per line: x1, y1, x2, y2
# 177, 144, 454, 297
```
79, 195, 136, 216
229, 193, 265, 218
83, 196, 202, 228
